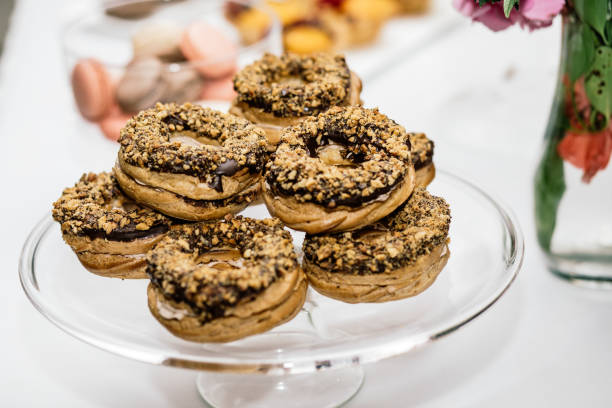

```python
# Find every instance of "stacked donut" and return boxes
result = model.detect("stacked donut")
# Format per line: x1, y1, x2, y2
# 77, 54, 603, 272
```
53, 52, 450, 343
260, 105, 450, 303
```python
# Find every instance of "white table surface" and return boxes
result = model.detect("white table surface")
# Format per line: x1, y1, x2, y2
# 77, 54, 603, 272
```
2, 1, 612, 407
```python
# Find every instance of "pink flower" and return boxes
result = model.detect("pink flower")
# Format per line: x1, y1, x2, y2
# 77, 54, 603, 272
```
453, 0, 564, 32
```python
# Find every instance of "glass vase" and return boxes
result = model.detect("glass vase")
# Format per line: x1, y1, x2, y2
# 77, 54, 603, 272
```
534, 6, 612, 284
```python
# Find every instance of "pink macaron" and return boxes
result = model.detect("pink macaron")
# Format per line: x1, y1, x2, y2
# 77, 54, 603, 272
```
199, 74, 237, 101
71, 58, 114, 121
180, 22, 238, 78
98, 106, 132, 142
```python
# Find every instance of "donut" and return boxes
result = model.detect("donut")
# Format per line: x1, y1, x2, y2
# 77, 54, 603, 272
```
409, 132, 436, 187
262, 106, 416, 234
302, 188, 451, 303
52, 172, 172, 279
115, 102, 267, 221
230, 53, 362, 146
146, 215, 307, 343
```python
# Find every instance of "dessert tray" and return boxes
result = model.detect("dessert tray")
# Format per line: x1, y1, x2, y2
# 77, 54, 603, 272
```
20, 170, 523, 407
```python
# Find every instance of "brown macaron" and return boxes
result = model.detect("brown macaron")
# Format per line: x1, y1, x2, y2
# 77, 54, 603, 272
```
116, 57, 167, 113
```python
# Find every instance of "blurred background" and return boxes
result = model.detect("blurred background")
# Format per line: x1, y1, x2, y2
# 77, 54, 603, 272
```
2, 1, 611, 407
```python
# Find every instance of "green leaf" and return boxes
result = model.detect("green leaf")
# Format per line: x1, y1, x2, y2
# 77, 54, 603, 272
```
535, 145, 566, 251
535, 74, 569, 252
585, 46, 612, 119
503, 0, 519, 18
574, 0, 609, 42
568, 23, 597, 82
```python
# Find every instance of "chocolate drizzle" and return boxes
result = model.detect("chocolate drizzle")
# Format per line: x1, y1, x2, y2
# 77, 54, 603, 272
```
81, 223, 169, 242
210, 159, 240, 192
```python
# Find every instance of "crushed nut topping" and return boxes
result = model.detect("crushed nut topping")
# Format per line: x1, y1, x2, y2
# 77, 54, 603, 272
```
303, 189, 451, 274
119, 103, 268, 179
265, 106, 413, 207
147, 215, 299, 322
409, 133, 434, 170
233, 53, 351, 117
52, 172, 171, 240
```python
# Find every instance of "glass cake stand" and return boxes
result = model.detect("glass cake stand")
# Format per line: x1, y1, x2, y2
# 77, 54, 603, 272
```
19, 171, 523, 408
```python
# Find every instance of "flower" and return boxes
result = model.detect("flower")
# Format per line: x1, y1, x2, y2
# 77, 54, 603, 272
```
557, 127, 612, 183
558, 75, 612, 183
453, 0, 564, 32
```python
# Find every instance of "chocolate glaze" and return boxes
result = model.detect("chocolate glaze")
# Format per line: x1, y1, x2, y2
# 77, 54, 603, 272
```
80, 223, 169, 242
234, 53, 352, 118
303, 120, 410, 164
268, 172, 401, 208
210, 159, 240, 192
412, 141, 434, 170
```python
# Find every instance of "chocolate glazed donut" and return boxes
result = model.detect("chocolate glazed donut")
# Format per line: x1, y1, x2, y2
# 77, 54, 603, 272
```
146, 215, 307, 343
303, 188, 451, 303
262, 106, 416, 234
52, 172, 172, 279
230, 53, 362, 147
115, 102, 268, 221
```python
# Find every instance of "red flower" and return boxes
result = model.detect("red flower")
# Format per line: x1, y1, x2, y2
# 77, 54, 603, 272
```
558, 128, 612, 182
558, 75, 612, 182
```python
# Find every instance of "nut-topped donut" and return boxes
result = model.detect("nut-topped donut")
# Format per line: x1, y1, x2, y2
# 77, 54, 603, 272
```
303, 188, 451, 303
52, 172, 172, 279
262, 106, 416, 234
115, 102, 268, 221
230, 53, 362, 146
409, 132, 436, 187
146, 215, 307, 343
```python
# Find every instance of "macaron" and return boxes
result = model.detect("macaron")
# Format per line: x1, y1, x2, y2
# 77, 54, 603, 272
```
199, 74, 237, 101
132, 21, 185, 62
180, 22, 238, 78
105, 0, 159, 19
161, 66, 204, 104
116, 57, 167, 113
98, 106, 132, 142
71, 58, 114, 122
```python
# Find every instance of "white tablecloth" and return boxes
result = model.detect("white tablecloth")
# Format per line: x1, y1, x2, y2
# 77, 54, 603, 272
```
2, 1, 611, 407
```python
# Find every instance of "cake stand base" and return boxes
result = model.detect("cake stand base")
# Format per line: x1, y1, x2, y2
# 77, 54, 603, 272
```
196, 366, 365, 408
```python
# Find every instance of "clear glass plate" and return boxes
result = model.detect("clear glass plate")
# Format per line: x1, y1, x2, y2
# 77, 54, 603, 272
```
19, 170, 523, 375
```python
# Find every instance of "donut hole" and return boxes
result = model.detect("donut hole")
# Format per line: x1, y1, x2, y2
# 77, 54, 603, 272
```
276, 75, 308, 88
170, 132, 221, 147
196, 248, 245, 270
304, 133, 367, 167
